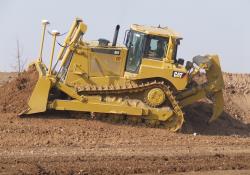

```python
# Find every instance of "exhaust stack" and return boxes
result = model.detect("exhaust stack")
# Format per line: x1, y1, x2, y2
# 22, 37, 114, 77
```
112, 25, 120, 46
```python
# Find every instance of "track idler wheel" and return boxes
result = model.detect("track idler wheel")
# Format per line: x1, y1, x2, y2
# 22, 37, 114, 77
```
144, 88, 166, 107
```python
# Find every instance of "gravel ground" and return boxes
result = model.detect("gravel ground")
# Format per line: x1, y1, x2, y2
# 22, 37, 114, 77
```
0, 71, 249, 174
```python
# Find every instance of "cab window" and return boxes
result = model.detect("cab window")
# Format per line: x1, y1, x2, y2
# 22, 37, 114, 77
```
125, 31, 146, 73
144, 36, 168, 60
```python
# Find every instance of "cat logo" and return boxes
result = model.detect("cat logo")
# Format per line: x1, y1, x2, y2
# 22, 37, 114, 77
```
172, 71, 186, 78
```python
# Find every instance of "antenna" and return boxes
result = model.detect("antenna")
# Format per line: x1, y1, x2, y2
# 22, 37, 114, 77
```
38, 19, 50, 62
48, 30, 60, 75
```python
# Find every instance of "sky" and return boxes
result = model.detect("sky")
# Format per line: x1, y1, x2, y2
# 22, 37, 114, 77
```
0, 0, 249, 73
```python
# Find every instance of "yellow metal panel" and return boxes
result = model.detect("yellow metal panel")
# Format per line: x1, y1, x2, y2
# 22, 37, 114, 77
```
125, 58, 188, 90
209, 90, 224, 123
49, 100, 145, 115
25, 77, 51, 114
131, 24, 181, 38
178, 88, 206, 107
48, 99, 174, 122
56, 82, 84, 102
88, 49, 125, 77
64, 53, 89, 87
89, 55, 121, 76
64, 48, 128, 87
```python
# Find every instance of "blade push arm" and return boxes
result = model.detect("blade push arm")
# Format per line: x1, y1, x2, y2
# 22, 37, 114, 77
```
57, 18, 87, 67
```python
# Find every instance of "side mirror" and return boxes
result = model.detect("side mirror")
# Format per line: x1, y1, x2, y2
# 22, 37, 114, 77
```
177, 58, 185, 65
185, 61, 193, 70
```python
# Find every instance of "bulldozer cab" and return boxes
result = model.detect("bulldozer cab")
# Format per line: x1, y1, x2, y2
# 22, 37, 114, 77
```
124, 25, 180, 74
124, 24, 182, 73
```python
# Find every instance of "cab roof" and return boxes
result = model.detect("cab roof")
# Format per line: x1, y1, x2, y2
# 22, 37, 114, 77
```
131, 24, 181, 38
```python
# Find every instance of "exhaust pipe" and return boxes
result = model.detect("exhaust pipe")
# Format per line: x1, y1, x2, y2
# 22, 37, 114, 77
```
112, 25, 120, 46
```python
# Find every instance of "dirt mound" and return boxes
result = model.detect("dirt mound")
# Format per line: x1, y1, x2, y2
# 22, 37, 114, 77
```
223, 73, 250, 122
223, 73, 250, 94
0, 66, 38, 114
182, 72, 250, 135
182, 102, 250, 136
0, 72, 17, 86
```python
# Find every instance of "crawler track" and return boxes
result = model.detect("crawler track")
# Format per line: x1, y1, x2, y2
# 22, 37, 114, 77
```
77, 81, 184, 131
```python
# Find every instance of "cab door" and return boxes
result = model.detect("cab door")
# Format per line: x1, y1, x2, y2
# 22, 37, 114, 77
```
125, 31, 146, 73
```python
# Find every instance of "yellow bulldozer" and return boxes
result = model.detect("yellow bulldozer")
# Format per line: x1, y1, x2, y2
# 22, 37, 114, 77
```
22, 18, 224, 131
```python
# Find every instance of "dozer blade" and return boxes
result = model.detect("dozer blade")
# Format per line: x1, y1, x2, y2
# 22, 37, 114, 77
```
23, 77, 51, 114
19, 62, 51, 115
204, 55, 225, 122
179, 55, 225, 122
209, 90, 224, 123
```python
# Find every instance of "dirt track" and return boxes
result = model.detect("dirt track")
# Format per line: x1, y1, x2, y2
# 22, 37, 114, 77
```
0, 71, 250, 174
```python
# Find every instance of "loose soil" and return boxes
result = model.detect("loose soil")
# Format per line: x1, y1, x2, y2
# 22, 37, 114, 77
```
0, 70, 250, 174
0, 66, 38, 114
0, 72, 16, 86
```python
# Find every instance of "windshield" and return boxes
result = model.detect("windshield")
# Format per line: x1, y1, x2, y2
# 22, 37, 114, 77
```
144, 35, 168, 60
125, 31, 145, 73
